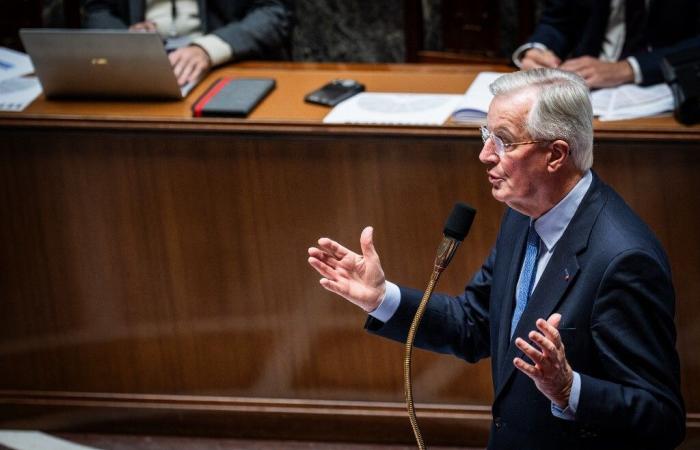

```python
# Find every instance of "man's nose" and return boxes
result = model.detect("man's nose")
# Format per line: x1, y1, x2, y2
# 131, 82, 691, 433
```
479, 140, 498, 165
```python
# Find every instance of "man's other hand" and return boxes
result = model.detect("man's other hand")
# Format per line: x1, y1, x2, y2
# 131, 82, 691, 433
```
513, 313, 574, 409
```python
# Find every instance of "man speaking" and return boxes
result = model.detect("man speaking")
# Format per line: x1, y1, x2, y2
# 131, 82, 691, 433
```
307, 68, 685, 449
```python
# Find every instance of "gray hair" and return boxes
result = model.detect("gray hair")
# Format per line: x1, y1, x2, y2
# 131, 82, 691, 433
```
489, 68, 594, 171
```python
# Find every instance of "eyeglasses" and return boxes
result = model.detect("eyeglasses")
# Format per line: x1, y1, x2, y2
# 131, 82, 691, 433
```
480, 126, 548, 158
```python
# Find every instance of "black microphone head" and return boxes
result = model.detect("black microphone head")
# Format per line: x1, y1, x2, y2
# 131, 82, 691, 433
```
443, 202, 476, 241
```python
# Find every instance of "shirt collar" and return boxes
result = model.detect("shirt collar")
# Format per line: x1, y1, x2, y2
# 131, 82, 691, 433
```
533, 170, 593, 252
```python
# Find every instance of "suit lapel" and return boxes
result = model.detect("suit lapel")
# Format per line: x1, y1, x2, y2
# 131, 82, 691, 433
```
493, 173, 607, 400
492, 214, 529, 387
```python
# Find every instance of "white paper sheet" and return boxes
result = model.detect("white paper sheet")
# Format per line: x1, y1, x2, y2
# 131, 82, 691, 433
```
451, 71, 503, 122
323, 92, 463, 126
591, 83, 673, 121
0, 47, 34, 82
0, 430, 103, 450
0, 76, 42, 111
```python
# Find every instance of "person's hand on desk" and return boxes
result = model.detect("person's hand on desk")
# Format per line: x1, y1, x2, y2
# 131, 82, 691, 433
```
521, 48, 562, 69
129, 21, 157, 32
559, 56, 634, 89
169, 45, 212, 86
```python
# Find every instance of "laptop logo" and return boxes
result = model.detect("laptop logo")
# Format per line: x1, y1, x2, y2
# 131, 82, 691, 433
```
91, 58, 108, 65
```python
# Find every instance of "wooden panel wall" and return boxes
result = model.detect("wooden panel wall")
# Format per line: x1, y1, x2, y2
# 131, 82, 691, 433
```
0, 125, 698, 446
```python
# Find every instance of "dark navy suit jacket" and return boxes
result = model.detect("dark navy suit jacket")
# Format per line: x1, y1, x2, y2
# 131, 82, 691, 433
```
528, 0, 700, 85
83, 0, 294, 60
366, 173, 685, 449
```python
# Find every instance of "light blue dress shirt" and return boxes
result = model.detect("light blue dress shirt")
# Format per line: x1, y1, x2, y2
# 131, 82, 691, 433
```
371, 170, 593, 420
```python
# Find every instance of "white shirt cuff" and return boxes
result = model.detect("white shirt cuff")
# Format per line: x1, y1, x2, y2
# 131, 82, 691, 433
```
551, 371, 581, 420
192, 34, 233, 66
626, 56, 643, 84
369, 281, 401, 322
512, 42, 550, 68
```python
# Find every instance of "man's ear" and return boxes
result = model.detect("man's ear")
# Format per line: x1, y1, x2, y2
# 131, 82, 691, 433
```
547, 140, 570, 172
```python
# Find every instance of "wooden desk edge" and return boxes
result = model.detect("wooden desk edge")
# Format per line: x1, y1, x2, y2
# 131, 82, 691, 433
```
1, 114, 699, 142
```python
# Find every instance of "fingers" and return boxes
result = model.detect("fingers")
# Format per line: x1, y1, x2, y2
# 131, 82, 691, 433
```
513, 356, 538, 377
537, 317, 562, 349
559, 57, 599, 87
169, 51, 183, 73
514, 314, 573, 407
317, 237, 352, 260
534, 329, 558, 352
170, 52, 189, 86
307, 236, 355, 281
318, 276, 347, 297
307, 253, 339, 281
547, 313, 561, 328
521, 48, 561, 69
515, 337, 546, 365
169, 47, 211, 85
538, 50, 561, 67
360, 226, 378, 261
513, 314, 565, 370
559, 55, 595, 71
129, 21, 156, 32
307, 246, 339, 269
308, 253, 351, 299
179, 61, 199, 85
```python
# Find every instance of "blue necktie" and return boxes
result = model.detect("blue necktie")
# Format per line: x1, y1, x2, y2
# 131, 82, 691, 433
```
511, 224, 540, 337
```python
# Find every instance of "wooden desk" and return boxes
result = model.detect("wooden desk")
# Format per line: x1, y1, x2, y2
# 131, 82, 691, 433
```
0, 63, 699, 447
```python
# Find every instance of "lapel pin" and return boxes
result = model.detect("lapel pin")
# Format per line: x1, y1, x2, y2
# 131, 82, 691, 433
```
563, 268, 570, 281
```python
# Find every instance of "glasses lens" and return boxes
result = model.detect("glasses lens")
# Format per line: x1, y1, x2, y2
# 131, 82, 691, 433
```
480, 126, 489, 144
493, 135, 504, 157
481, 127, 504, 157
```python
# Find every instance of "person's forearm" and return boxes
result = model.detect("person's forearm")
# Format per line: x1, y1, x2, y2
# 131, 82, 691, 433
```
208, 1, 293, 60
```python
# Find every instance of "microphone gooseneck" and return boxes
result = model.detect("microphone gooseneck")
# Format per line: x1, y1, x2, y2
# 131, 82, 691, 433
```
404, 202, 476, 450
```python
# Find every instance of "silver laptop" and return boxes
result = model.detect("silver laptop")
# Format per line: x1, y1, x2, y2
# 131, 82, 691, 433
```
19, 28, 200, 100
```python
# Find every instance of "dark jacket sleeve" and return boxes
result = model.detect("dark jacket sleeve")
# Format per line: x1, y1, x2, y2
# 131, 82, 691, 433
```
634, 35, 700, 85
575, 249, 685, 447
364, 246, 495, 364
526, 0, 593, 59
208, 0, 294, 60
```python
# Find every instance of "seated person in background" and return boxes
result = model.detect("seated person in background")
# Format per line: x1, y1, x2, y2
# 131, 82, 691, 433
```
512, 0, 700, 88
83, 0, 294, 85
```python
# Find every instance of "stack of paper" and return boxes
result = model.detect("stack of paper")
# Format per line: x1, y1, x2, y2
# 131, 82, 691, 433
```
0, 430, 102, 450
322, 71, 507, 126
451, 71, 502, 123
322, 92, 463, 126
0, 47, 41, 112
591, 83, 674, 121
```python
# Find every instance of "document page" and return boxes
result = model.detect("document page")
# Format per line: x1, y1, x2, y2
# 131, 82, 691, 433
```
0, 47, 34, 82
0, 47, 40, 111
591, 83, 673, 121
0, 430, 102, 450
452, 71, 503, 123
323, 92, 463, 126
0, 76, 42, 111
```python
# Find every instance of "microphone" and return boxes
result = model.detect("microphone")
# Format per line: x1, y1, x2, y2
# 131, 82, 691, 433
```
405, 202, 476, 450
434, 202, 476, 272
